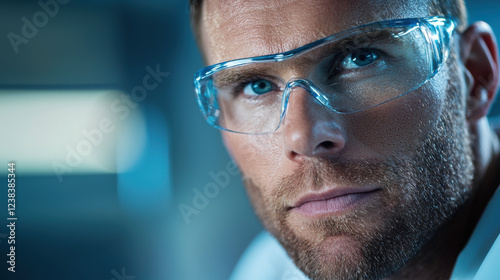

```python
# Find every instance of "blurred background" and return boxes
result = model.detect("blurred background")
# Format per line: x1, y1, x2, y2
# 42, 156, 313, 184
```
0, 0, 498, 279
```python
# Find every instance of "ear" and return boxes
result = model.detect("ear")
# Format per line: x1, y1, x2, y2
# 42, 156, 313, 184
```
460, 22, 499, 122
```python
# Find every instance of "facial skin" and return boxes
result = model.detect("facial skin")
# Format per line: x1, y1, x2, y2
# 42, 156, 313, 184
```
199, 0, 500, 279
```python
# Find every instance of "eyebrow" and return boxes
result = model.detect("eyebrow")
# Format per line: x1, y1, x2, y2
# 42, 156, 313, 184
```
318, 28, 401, 54
213, 66, 277, 88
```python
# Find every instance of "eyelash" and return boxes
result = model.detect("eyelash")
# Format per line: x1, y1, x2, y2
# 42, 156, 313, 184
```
331, 48, 387, 75
233, 76, 281, 97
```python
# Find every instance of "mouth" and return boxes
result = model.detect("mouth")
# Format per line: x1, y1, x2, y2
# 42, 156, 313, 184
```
289, 186, 381, 217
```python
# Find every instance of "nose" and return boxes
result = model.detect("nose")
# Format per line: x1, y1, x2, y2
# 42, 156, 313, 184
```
281, 83, 346, 162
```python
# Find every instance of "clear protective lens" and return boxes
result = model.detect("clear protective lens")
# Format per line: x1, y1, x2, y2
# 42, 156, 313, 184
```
195, 17, 454, 134
199, 66, 285, 134
309, 25, 433, 113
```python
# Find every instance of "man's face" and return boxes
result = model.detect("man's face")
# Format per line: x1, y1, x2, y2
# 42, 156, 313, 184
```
201, 0, 475, 279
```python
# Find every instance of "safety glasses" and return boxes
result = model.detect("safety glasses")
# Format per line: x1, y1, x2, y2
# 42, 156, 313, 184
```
194, 16, 457, 134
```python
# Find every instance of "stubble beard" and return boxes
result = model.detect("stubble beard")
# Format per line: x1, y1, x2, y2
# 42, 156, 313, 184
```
243, 59, 475, 280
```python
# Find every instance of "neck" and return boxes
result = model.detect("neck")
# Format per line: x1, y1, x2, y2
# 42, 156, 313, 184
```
386, 118, 500, 280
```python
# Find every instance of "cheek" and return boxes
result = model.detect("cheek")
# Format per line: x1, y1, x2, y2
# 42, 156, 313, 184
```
344, 81, 446, 157
222, 132, 283, 188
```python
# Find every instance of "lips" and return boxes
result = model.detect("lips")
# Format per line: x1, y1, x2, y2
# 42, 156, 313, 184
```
290, 187, 381, 217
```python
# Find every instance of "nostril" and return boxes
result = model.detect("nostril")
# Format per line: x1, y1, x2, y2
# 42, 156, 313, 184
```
312, 140, 343, 156
318, 141, 335, 150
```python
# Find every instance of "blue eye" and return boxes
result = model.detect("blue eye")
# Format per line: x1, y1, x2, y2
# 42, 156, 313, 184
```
344, 50, 379, 68
243, 79, 274, 96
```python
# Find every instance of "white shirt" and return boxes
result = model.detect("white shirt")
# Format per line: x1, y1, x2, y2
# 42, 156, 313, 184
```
451, 187, 500, 280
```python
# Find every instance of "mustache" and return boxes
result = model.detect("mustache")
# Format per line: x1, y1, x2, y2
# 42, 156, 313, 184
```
271, 157, 406, 211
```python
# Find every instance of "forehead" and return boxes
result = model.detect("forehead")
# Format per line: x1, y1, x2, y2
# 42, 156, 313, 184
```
200, 0, 432, 64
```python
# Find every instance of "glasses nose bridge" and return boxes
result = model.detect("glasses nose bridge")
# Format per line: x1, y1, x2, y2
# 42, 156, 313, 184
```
282, 78, 330, 112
